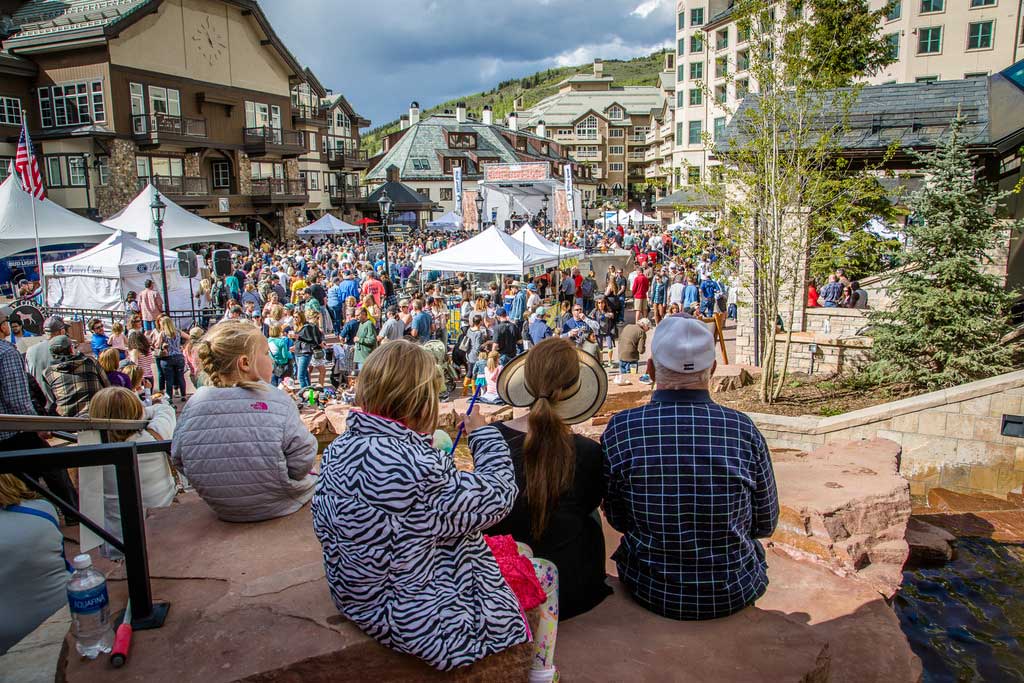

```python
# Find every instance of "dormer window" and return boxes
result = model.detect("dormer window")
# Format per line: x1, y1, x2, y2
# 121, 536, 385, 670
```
608, 106, 624, 120
447, 132, 477, 149
334, 111, 351, 137
443, 157, 464, 174
575, 115, 598, 140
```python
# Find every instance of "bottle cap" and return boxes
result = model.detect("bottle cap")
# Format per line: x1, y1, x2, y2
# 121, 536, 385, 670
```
72, 553, 93, 570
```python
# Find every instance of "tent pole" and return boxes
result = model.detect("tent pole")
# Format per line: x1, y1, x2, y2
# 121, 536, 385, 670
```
30, 183, 45, 305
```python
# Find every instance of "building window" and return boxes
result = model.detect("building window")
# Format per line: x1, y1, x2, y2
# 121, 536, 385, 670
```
251, 161, 284, 180
38, 81, 105, 128
689, 88, 703, 105
411, 157, 430, 170
886, 0, 901, 20
690, 34, 704, 52
309, 132, 317, 151
737, 20, 751, 43
918, 26, 942, 54
0, 97, 22, 126
915, 75, 939, 83
736, 78, 750, 98
885, 32, 900, 60
678, 11, 685, 29
0, 157, 10, 180
715, 56, 729, 78
687, 167, 701, 184
676, 122, 683, 142
970, 0, 996, 5
690, 61, 704, 80
440, 188, 453, 201
608, 107, 624, 120
67, 156, 87, 187
575, 115, 598, 140
736, 49, 750, 71
690, 7, 704, 25
609, 128, 624, 138
688, 120, 703, 145
716, 28, 729, 50
335, 111, 351, 136
148, 86, 180, 117
609, 162, 624, 172
212, 161, 231, 188
964, 71, 990, 78
967, 21, 994, 50
715, 84, 727, 104
714, 116, 726, 141
677, 90, 685, 107
448, 132, 477, 149
308, 172, 319, 191
920, 0, 943, 12
45, 157, 62, 186
97, 157, 110, 186
678, 38, 685, 55
609, 145, 624, 155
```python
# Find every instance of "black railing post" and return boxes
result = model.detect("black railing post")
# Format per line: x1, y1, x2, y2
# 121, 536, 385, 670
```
114, 442, 157, 623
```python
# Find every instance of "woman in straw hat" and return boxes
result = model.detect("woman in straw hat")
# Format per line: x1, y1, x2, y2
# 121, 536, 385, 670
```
489, 337, 612, 625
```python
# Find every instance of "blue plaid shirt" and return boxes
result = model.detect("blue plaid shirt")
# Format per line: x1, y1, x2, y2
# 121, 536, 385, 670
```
601, 389, 779, 620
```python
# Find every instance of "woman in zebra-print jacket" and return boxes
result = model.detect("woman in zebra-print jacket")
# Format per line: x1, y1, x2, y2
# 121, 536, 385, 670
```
312, 340, 530, 671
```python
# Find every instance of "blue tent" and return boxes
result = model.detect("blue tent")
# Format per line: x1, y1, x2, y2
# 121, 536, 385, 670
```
426, 211, 463, 232
296, 213, 361, 237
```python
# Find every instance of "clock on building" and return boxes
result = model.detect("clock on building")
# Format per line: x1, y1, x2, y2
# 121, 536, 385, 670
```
192, 16, 226, 66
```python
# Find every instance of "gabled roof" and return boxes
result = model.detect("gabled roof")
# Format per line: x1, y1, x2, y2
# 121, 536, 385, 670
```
302, 67, 327, 98
3, 0, 305, 79
322, 93, 371, 127
518, 86, 665, 127
365, 179, 433, 210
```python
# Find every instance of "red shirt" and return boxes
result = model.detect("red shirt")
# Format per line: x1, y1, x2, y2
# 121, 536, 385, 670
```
362, 278, 385, 306
632, 272, 650, 300
573, 274, 583, 290
807, 285, 820, 308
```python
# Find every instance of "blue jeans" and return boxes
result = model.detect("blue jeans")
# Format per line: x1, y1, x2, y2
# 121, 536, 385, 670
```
619, 361, 637, 375
700, 299, 715, 317
728, 303, 737, 320
296, 354, 312, 388
330, 304, 344, 335
824, 301, 838, 308
157, 354, 187, 398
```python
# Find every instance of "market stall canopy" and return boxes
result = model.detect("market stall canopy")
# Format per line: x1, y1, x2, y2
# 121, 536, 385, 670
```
668, 212, 714, 232
103, 183, 250, 249
43, 230, 199, 311
420, 225, 558, 274
627, 209, 661, 225
595, 210, 631, 226
511, 224, 584, 259
0, 175, 115, 259
297, 213, 360, 237
427, 210, 464, 232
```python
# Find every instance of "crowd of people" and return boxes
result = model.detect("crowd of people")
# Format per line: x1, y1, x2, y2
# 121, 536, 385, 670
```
0, 220, 783, 681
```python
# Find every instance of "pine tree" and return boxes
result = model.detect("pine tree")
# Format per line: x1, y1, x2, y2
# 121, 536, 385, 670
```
864, 116, 1019, 390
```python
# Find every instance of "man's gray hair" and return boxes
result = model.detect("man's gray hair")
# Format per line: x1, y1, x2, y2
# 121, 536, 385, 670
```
654, 362, 713, 389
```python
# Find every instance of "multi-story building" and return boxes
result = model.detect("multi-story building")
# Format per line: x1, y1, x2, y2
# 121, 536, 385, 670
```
366, 102, 596, 226
0, 0, 369, 241
515, 59, 668, 207
672, 0, 1024, 188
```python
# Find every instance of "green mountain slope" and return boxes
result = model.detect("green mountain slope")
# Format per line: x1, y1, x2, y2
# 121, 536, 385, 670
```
363, 51, 668, 155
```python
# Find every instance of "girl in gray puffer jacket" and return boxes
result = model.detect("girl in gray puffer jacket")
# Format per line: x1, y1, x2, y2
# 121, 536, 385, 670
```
171, 321, 318, 523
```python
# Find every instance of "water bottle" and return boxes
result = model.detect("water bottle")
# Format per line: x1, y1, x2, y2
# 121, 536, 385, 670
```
67, 553, 115, 659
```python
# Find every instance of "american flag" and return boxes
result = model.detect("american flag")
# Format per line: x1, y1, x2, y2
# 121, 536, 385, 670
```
15, 122, 46, 200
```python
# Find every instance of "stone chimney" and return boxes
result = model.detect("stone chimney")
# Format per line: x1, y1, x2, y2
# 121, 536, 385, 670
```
482, 105, 493, 126
409, 101, 420, 126
664, 51, 675, 72
386, 165, 400, 183
456, 102, 467, 123
513, 96, 524, 111
593, 58, 603, 77
399, 114, 409, 131
536, 119, 546, 139
508, 111, 518, 131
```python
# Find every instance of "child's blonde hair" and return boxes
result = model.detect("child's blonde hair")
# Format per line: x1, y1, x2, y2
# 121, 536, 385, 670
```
157, 315, 177, 338
0, 474, 37, 507
111, 322, 124, 335
98, 348, 121, 373
486, 346, 500, 372
356, 340, 441, 434
124, 363, 143, 389
268, 324, 283, 338
188, 327, 204, 343
88, 386, 144, 442
194, 320, 266, 391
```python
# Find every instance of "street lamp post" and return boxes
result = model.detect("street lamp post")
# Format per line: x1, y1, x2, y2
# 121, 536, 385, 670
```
475, 191, 485, 231
377, 189, 393, 279
150, 191, 170, 315
541, 195, 549, 230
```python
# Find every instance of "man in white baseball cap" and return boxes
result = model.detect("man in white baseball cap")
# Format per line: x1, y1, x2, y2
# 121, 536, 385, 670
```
600, 315, 779, 621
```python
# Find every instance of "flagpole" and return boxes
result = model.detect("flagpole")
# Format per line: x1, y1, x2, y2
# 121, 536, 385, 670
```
21, 113, 46, 304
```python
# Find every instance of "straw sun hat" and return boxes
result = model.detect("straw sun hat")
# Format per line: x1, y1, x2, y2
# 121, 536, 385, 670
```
496, 346, 608, 425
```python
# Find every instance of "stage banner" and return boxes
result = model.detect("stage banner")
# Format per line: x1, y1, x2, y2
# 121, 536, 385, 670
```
454, 167, 463, 215
563, 164, 574, 214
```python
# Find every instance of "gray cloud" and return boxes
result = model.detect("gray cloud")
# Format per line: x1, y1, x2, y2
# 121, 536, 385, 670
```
260, 0, 673, 126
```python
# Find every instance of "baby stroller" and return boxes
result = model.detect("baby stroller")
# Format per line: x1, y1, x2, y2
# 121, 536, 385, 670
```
424, 339, 458, 401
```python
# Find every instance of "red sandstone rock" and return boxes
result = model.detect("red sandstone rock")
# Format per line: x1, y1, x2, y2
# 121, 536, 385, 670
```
905, 517, 956, 568
926, 488, 1021, 513
770, 438, 912, 599
709, 365, 754, 393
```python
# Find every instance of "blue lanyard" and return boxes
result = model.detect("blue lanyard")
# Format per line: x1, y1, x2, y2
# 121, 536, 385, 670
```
4, 504, 74, 572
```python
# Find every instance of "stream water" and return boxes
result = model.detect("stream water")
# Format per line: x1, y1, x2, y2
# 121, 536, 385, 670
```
895, 538, 1024, 682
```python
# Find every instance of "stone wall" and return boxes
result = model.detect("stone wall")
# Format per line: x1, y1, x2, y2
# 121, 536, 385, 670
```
236, 151, 252, 196
96, 138, 139, 219
749, 370, 1024, 500
804, 307, 868, 336
770, 333, 871, 375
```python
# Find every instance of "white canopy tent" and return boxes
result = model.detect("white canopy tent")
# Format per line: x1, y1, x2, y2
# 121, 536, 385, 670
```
595, 210, 630, 227
103, 183, 250, 250
420, 225, 559, 275
627, 209, 661, 225
44, 230, 199, 311
668, 212, 714, 232
427, 210, 464, 232
511, 224, 584, 260
0, 175, 115, 259
296, 213, 360, 237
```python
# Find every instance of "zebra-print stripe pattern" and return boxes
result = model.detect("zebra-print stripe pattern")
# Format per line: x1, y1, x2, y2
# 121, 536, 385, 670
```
312, 411, 529, 671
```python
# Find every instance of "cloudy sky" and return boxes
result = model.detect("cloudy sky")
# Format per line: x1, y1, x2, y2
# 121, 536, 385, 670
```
262, 0, 674, 127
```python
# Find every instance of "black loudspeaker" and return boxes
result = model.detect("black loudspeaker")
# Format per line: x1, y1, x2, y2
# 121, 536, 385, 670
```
177, 249, 199, 278
212, 249, 232, 277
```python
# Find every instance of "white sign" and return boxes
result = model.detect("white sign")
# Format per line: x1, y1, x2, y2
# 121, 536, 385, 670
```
453, 166, 463, 215
218, 197, 230, 213
563, 164, 574, 214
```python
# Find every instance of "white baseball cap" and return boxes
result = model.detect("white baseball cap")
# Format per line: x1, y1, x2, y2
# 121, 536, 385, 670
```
651, 315, 716, 374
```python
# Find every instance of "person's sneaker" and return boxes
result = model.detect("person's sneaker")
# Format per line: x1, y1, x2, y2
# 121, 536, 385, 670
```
638, 374, 653, 384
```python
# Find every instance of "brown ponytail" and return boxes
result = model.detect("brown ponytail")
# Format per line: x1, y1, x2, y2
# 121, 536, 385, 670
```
522, 337, 578, 538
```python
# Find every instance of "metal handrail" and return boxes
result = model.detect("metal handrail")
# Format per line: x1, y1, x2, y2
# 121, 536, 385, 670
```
243, 126, 306, 148
132, 114, 207, 138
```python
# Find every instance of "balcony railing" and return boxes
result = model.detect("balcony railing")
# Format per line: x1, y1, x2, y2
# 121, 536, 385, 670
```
250, 177, 307, 202
137, 175, 211, 197
326, 147, 370, 169
132, 114, 208, 139
243, 126, 307, 157
328, 185, 370, 204
292, 105, 328, 125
